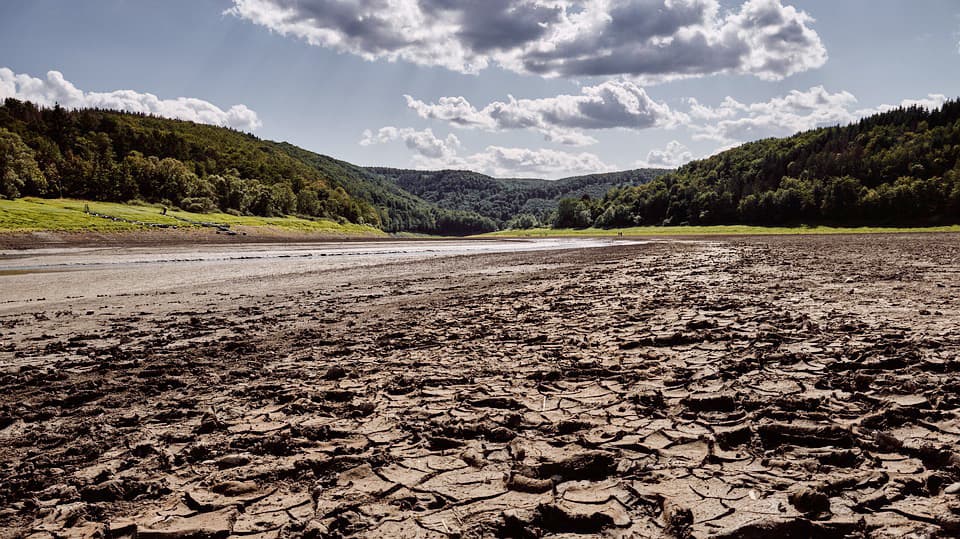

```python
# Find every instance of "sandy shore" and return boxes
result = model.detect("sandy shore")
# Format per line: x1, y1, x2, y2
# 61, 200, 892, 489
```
1, 235, 959, 537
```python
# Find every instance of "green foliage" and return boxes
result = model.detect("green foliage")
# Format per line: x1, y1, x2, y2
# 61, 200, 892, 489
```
0, 100, 504, 234
370, 167, 668, 227
554, 198, 593, 228
483, 224, 960, 238
0, 197, 385, 235
590, 100, 960, 228
280, 147, 494, 234
0, 128, 46, 198
505, 213, 541, 229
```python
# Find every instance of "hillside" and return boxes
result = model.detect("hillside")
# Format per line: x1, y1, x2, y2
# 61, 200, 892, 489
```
5, 97, 957, 236
580, 100, 960, 228
0, 99, 496, 235
367, 167, 668, 227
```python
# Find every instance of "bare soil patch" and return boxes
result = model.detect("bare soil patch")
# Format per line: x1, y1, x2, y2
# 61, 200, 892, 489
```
1, 235, 959, 537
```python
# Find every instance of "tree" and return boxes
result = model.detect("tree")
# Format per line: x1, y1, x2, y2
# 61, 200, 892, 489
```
271, 183, 297, 215
505, 213, 541, 229
0, 128, 45, 198
554, 198, 592, 228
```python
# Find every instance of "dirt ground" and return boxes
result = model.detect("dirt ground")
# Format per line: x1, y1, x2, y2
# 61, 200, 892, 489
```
1, 234, 959, 538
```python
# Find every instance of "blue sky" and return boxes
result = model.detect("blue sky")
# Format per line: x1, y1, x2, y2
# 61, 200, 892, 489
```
1, 0, 958, 178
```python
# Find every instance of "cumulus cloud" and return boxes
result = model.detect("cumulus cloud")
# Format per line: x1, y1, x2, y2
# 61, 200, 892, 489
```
440, 146, 617, 177
405, 80, 685, 146
0, 68, 262, 131
359, 125, 614, 177
689, 86, 858, 142
688, 87, 949, 143
865, 94, 948, 115
360, 126, 461, 158
636, 140, 693, 168
228, 0, 827, 82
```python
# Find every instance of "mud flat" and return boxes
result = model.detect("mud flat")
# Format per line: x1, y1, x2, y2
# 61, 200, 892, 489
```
1, 234, 959, 538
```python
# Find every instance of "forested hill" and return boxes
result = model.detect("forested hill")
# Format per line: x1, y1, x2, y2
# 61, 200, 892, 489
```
6, 97, 956, 235
576, 100, 960, 228
367, 167, 668, 228
0, 99, 496, 235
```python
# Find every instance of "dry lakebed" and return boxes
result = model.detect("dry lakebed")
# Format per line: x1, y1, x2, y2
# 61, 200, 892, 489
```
0, 235, 959, 538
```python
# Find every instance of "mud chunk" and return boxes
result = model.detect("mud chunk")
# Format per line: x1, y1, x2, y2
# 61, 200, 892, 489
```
134, 507, 238, 538
532, 450, 617, 482
385, 374, 418, 394
538, 499, 629, 533
460, 448, 485, 468
319, 389, 355, 402
303, 519, 331, 539
487, 426, 517, 442
874, 431, 902, 452
80, 479, 165, 503
686, 317, 717, 330
428, 435, 464, 450
683, 392, 737, 412
945, 483, 960, 495
322, 365, 347, 380
507, 473, 553, 493
630, 389, 665, 409
37, 484, 80, 502
215, 454, 251, 469
36, 502, 89, 531
663, 500, 693, 539
715, 424, 752, 449
196, 410, 226, 434
555, 419, 597, 435
757, 422, 853, 448
471, 396, 523, 410
210, 480, 259, 496
500, 509, 539, 537
789, 485, 831, 517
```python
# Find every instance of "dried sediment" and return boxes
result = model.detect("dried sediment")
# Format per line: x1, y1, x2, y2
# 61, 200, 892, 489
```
1, 234, 959, 537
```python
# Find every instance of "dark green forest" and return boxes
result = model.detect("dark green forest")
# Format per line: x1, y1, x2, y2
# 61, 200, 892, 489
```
566, 100, 960, 228
0, 99, 498, 235
369, 167, 668, 228
3, 97, 959, 234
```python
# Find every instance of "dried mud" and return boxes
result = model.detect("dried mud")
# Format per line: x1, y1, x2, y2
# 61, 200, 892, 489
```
1, 235, 959, 538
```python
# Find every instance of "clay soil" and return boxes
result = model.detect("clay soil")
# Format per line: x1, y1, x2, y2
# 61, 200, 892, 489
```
1, 234, 960, 538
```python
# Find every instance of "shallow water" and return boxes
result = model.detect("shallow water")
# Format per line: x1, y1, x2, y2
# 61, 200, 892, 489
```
0, 238, 640, 309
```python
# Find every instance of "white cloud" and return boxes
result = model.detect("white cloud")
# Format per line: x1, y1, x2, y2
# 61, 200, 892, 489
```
688, 87, 950, 144
360, 126, 460, 158
0, 68, 262, 131
360, 125, 614, 177
433, 146, 617, 177
689, 86, 860, 142
636, 140, 693, 168
405, 80, 685, 146
862, 94, 948, 116
228, 0, 827, 83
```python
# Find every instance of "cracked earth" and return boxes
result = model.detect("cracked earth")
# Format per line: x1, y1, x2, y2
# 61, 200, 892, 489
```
1, 235, 959, 538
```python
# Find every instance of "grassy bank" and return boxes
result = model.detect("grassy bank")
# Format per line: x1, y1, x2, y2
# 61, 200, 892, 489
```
0, 197, 385, 236
482, 224, 960, 237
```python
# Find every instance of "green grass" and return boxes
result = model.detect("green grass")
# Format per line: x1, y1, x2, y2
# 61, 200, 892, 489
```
481, 224, 960, 238
0, 197, 385, 236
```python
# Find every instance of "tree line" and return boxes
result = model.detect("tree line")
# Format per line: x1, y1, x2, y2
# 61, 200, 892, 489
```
369, 167, 667, 228
554, 100, 960, 228
0, 99, 497, 235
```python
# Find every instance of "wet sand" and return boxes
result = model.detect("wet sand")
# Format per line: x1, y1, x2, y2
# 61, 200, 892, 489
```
1, 234, 959, 537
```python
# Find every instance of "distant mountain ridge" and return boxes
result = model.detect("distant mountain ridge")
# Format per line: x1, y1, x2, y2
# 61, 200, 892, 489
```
366, 167, 669, 226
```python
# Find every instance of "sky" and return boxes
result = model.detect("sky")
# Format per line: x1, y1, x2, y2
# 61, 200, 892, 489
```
0, 0, 958, 179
